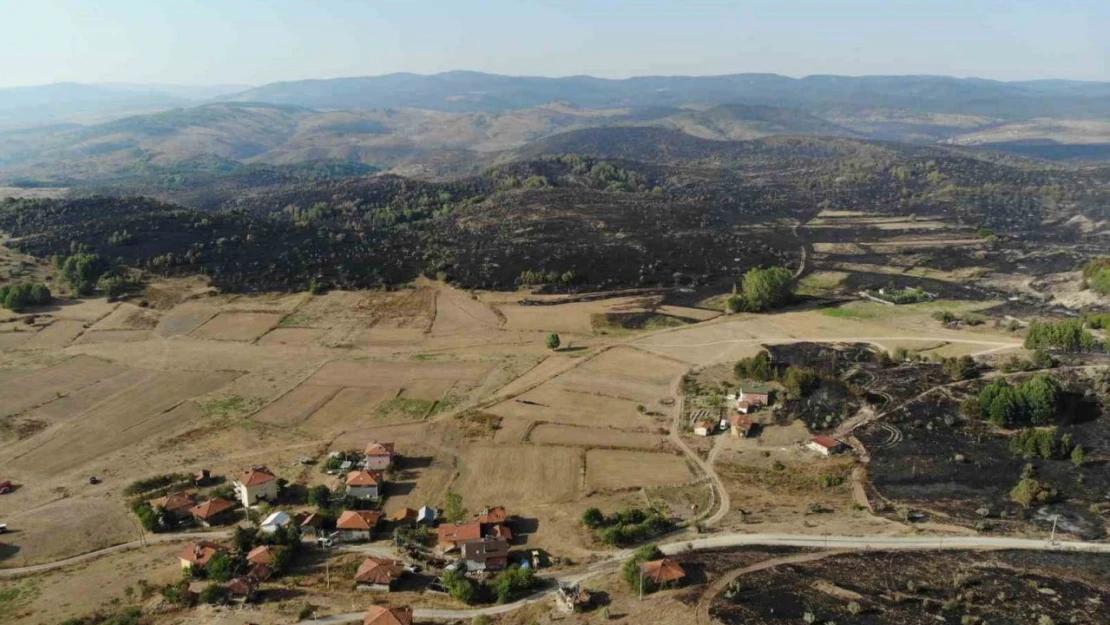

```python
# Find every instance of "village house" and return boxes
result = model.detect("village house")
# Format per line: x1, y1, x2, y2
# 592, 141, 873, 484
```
436, 521, 481, 553
345, 469, 384, 499
148, 490, 197, 522
260, 510, 293, 534
226, 576, 260, 603
335, 510, 383, 542
807, 435, 847, 456
189, 497, 237, 527
390, 507, 418, 526
354, 556, 406, 591
179, 541, 227, 571
737, 389, 770, 408
729, 414, 755, 438
247, 544, 276, 567
364, 441, 396, 471
474, 505, 514, 539
641, 558, 686, 587
694, 420, 716, 437
363, 605, 413, 625
233, 466, 279, 508
459, 536, 510, 572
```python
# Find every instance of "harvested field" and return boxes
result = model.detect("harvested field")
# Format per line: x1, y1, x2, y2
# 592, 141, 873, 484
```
399, 377, 455, 400
350, 327, 428, 346
88, 302, 160, 330
452, 444, 581, 505
530, 423, 666, 449
656, 304, 721, 322
495, 296, 655, 334
253, 384, 343, 427
3, 371, 234, 473
72, 329, 152, 344
220, 291, 309, 313
305, 360, 493, 389
0, 355, 125, 418
431, 286, 502, 335
255, 327, 327, 345
300, 387, 402, 432
153, 301, 219, 337
0, 332, 30, 350
490, 386, 650, 429
586, 449, 694, 491
190, 311, 283, 341
578, 346, 688, 387
0, 496, 137, 569
46, 298, 118, 322
15, 320, 85, 350
491, 415, 533, 443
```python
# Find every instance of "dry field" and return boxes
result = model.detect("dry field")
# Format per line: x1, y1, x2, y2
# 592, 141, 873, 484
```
529, 423, 667, 449
252, 383, 343, 427
14, 320, 86, 350
190, 311, 283, 341
450, 444, 582, 506
73, 329, 152, 344
585, 449, 695, 491
153, 301, 220, 337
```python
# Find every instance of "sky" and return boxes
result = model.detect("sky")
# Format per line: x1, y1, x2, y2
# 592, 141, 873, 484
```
0, 0, 1107, 88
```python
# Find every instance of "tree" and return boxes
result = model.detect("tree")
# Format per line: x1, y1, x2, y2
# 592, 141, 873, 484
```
1021, 374, 1061, 425
942, 355, 978, 381
1010, 477, 1056, 508
442, 569, 477, 604
199, 582, 226, 605
494, 565, 537, 603
60, 253, 108, 295
734, 351, 774, 381
1071, 445, 1086, 467
232, 525, 256, 556
581, 507, 605, 528
444, 491, 467, 523
205, 552, 236, 582
740, 266, 794, 312
308, 484, 332, 508
782, 367, 820, 399
621, 545, 664, 592
546, 333, 561, 351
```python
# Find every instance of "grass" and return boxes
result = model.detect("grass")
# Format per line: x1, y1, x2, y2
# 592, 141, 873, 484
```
797, 271, 849, 296
278, 311, 313, 327
591, 312, 690, 335
376, 397, 437, 420
198, 395, 261, 420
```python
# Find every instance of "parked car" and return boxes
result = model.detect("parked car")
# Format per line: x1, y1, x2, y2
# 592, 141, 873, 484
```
0, 523, 8, 534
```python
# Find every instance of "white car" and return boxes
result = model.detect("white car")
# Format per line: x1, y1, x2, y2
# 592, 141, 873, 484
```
0, 523, 8, 534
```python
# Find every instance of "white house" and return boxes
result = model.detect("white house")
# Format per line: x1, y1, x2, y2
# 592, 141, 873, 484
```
345, 470, 384, 499
693, 421, 715, 437
807, 435, 846, 456
259, 510, 292, 534
364, 441, 396, 471
233, 466, 279, 508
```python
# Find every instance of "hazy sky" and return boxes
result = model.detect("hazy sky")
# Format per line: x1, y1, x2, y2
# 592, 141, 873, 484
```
1, 0, 1107, 87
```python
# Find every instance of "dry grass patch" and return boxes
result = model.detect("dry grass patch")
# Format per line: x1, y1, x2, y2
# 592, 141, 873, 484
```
306, 360, 493, 388
89, 302, 160, 330
452, 444, 582, 506
586, 449, 695, 491
153, 301, 219, 337
190, 311, 283, 341
490, 386, 650, 429
300, 386, 401, 432
256, 327, 327, 345
253, 384, 343, 427
72, 329, 151, 344
15, 320, 85, 350
0, 355, 124, 418
530, 424, 667, 449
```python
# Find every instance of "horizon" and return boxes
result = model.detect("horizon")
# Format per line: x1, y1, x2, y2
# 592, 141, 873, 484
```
1, 0, 1107, 88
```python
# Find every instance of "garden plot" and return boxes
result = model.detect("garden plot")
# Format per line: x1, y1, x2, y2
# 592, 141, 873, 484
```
530, 424, 666, 450
2, 369, 236, 474
73, 329, 152, 344
253, 384, 343, 427
190, 311, 283, 341
0, 355, 125, 418
452, 444, 582, 506
585, 449, 695, 491
153, 301, 220, 337
15, 319, 86, 350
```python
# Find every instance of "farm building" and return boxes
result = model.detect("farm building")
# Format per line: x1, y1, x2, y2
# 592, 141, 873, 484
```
354, 556, 406, 591
641, 558, 686, 586
247, 545, 277, 566
694, 421, 716, 437
226, 576, 259, 603
417, 506, 439, 525
390, 507, 418, 526
345, 470, 384, 499
233, 466, 279, 508
189, 497, 237, 527
807, 435, 847, 456
299, 512, 322, 535
459, 537, 510, 572
363, 605, 413, 625
475, 505, 509, 525
364, 441, 396, 471
729, 414, 755, 438
148, 490, 197, 521
736, 400, 753, 414
335, 510, 383, 542
737, 389, 770, 407
436, 521, 482, 553
179, 541, 227, 571
260, 510, 293, 534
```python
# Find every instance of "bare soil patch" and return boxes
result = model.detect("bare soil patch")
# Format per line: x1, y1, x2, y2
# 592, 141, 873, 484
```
0, 355, 125, 418
72, 329, 152, 344
255, 327, 327, 346
586, 449, 695, 491
88, 302, 160, 330
190, 311, 283, 341
490, 386, 650, 429
153, 301, 219, 337
15, 320, 85, 350
452, 444, 582, 506
253, 384, 343, 427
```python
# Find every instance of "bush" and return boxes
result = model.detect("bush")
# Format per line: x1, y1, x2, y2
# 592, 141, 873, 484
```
444, 491, 467, 523
581, 507, 605, 528
442, 569, 478, 604
1010, 477, 1058, 508
0, 282, 52, 311
199, 582, 226, 605
583, 507, 673, 546
733, 351, 775, 381
1024, 319, 1102, 353
782, 367, 820, 399
494, 565, 537, 603
739, 266, 794, 312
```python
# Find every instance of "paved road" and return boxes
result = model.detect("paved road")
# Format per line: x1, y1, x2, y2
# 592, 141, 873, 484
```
298, 531, 1110, 624
0, 530, 231, 578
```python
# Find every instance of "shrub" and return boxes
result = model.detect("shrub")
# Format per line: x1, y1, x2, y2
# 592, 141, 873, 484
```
733, 351, 775, 381
1024, 319, 1102, 353
442, 569, 477, 604
740, 266, 794, 312
494, 565, 537, 603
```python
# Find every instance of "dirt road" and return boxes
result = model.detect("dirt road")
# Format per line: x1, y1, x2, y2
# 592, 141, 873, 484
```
0, 530, 231, 578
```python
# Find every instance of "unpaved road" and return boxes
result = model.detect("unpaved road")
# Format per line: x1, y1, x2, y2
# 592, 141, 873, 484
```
0, 530, 231, 578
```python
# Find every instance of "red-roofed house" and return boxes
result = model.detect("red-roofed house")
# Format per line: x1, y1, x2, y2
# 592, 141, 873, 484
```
233, 466, 278, 508
179, 541, 227, 570
148, 490, 197, 521
345, 470, 384, 499
729, 414, 755, 438
247, 545, 276, 566
364, 442, 396, 471
189, 497, 237, 527
354, 556, 406, 591
474, 506, 509, 525
363, 605, 413, 625
436, 521, 482, 553
641, 558, 686, 587
336, 510, 383, 542
738, 389, 770, 407
807, 435, 846, 456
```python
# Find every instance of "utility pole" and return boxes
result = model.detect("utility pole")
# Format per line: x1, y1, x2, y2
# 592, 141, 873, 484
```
639, 567, 644, 601
1050, 515, 1059, 545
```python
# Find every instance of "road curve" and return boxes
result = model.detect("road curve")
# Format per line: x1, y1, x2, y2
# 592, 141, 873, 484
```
0, 530, 231, 578
298, 531, 1110, 624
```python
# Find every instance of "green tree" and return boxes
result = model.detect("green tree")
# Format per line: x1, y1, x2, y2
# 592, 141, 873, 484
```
442, 569, 477, 604
546, 333, 561, 351
581, 507, 605, 528
734, 351, 774, 381
782, 367, 820, 399
308, 484, 332, 508
740, 266, 794, 312
232, 525, 256, 556
444, 491, 467, 523
199, 582, 226, 604
60, 253, 108, 295
494, 565, 537, 603
1021, 374, 1061, 426
205, 552, 236, 582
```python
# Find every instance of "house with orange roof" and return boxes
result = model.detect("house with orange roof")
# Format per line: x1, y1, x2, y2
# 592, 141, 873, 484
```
233, 466, 279, 508
179, 541, 228, 571
641, 558, 686, 587
335, 510, 383, 542
148, 490, 197, 521
354, 556, 406, 591
364, 441, 396, 471
189, 497, 237, 527
345, 469, 384, 499
806, 435, 846, 456
436, 521, 481, 553
363, 605, 413, 625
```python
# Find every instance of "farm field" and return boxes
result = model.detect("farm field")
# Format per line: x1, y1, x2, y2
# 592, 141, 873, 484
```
529, 423, 667, 449
585, 449, 695, 491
